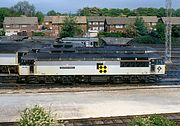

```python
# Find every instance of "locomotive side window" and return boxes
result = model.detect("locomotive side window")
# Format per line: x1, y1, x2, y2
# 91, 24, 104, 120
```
137, 57, 148, 60
53, 45, 63, 48
120, 62, 149, 67
135, 51, 145, 54
121, 57, 135, 60
64, 45, 73, 48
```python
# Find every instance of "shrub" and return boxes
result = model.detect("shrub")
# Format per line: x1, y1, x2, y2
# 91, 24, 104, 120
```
135, 35, 163, 44
129, 115, 177, 126
33, 32, 45, 36
98, 32, 125, 38
0, 29, 5, 36
17, 105, 63, 126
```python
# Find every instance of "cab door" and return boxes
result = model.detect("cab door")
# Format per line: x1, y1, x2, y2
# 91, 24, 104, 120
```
151, 59, 155, 72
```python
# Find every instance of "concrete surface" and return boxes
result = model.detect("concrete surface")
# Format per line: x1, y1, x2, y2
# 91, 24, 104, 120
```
0, 87, 180, 122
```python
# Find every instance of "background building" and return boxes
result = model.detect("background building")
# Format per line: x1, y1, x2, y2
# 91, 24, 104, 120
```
87, 16, 106, 37
129, 16, 158, 31
3, 16, 38, 36
44, 16, 87, 37
104, 17, 136, 33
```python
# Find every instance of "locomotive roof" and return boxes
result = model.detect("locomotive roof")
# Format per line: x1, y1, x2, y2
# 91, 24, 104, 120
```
0, 40, 53, 53
22, 52, 161, 61
39, 45, 156, 52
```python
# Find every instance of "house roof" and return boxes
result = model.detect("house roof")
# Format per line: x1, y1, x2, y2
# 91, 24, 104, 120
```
128, 16, 158, 23
161, 17, 180, 25
44, 16, 53, 22
87, 16, 106, 22
44, 16, 87, 24
3, 16, 38, 25
101, 37, 134, 45
105, 17, 136, 25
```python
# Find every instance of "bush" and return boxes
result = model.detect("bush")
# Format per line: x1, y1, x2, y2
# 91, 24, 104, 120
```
129, 115, 176, 126
0, 29, 5, 36
98, 32, 125, 38
172, 37, 180, 45
17, 105, 63, 126
135, 35, 163, 44
33, 32, 45, 36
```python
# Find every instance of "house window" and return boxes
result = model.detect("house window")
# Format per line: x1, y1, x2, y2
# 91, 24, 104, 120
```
93, 27, 98, 30
99, 27, 104, 30
152, 23, 156, 26
100, 22, 104, 25
13, 25, 19, 28
22, 25, 27, 28
147, 23, 151, 26
6, 25, 10, 28
115, 25, 124, 28
93, 22, 98, 25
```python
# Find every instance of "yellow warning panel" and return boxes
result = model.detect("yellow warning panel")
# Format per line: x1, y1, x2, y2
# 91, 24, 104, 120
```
98, 65, 108, 73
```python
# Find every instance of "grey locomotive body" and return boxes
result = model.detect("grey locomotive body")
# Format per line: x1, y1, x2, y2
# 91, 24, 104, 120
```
17, 45, 165, 84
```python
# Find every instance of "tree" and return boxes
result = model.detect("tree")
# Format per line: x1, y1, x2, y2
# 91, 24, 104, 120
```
157, 8, 166, 17
11, 1, 35, 16
47, 10, 61, 16
122, 8, 132, 16
100, 8, 109, 16
60, 16, 83, 38
125, 24, 137, 38
17, 105, 63, 126
0, 7, 21, 28
134, 17, 148, 36
129, 115, 176, 126
172, 25, 180, 38
175, 9, 180, 17
35, 11, 44, 24
78, 7, 180, 17
135, 8, 158, 16
0, 29, 5, 36
155, 22, 166, 41
78, 7, 102, 16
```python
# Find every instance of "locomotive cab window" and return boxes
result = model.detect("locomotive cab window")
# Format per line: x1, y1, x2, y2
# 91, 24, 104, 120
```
53, 45, 63, 48
64, 45, 73, 48
151, 59, 164, 65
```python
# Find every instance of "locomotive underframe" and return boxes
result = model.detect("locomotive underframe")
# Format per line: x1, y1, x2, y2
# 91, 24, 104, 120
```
18, 75, 162, 84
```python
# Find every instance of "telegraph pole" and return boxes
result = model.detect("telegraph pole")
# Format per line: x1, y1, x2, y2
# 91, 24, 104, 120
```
165, 0, 172, 63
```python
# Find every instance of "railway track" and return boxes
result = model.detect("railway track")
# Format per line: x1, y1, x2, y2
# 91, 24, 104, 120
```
1, 113, 180, 126
0, 71, 180, 90
0, 82, 180, 95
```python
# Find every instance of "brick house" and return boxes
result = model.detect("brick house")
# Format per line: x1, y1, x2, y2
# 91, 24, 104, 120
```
129, 16, 158, 31
44, 16, 87, 37
104, 17, 136, 33
87, 16, 106, 37
161, 17, 180, 26
3, 16, 38, 36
